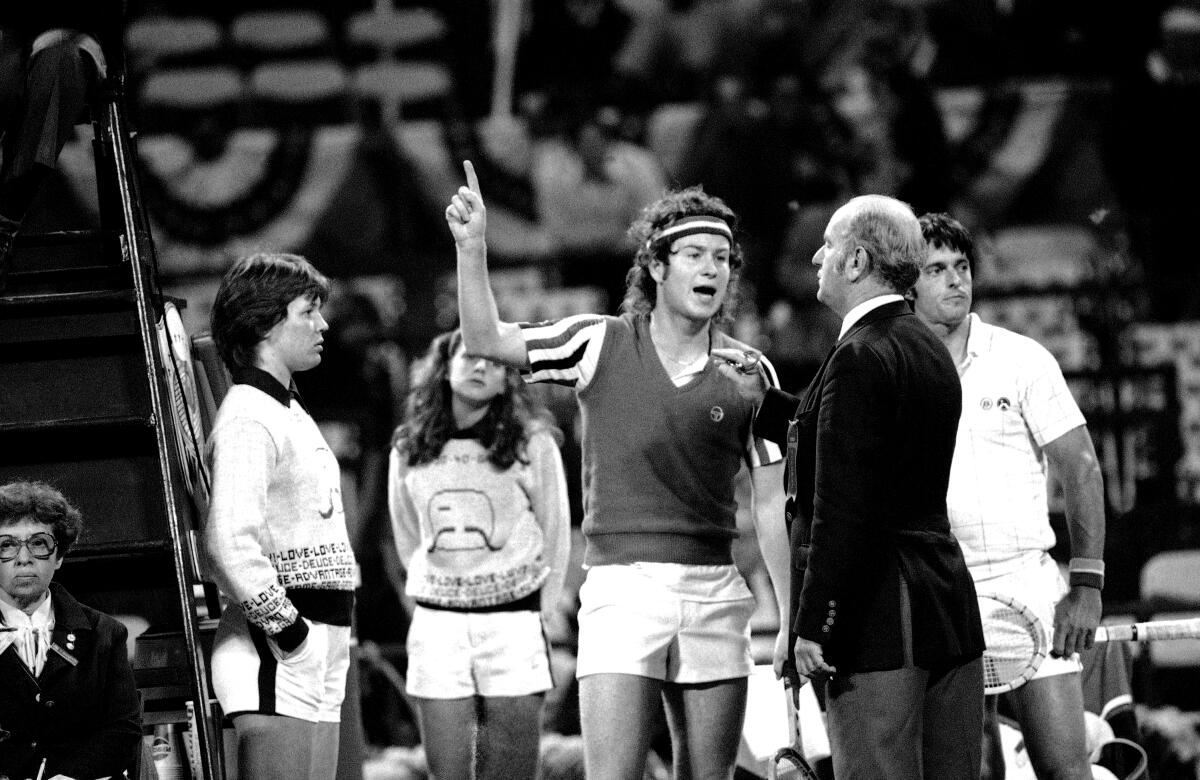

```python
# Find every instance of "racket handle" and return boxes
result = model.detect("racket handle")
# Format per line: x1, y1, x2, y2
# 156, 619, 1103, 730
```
1096, 617, 1200, 642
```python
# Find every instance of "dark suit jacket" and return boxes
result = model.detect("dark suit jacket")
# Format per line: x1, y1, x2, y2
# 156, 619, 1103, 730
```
756, 300, 983, 673
0, 582, 142, 780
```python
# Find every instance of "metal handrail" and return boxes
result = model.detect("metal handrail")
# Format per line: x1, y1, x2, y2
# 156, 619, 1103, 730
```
98, 73, 224, 780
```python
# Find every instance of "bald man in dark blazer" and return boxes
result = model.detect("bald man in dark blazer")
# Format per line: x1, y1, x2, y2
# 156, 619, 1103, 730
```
717, 194, 984, 779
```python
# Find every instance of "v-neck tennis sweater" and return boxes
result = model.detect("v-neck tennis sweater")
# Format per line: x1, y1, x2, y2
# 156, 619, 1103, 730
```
576, 314, 758, 566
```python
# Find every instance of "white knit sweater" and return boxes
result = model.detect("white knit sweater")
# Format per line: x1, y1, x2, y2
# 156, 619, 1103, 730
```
388, 428, 569, 614
204, 383, 357, 636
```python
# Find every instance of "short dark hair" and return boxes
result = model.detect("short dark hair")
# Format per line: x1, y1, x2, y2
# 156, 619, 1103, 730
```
210, 252, 330, 371
919, 212, 976, 275
0, 481, 83, 558
621, 186, 745, 322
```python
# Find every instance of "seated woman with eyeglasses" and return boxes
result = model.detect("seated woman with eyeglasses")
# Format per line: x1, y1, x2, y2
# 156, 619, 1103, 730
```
0, 480, 142, 780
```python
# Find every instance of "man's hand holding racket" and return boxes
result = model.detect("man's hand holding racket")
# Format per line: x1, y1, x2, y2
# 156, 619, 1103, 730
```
792, 635, 835, 685
1051, 584, 1101, 657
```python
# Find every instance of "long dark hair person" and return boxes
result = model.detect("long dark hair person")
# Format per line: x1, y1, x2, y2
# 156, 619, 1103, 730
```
394, 329, 561, 470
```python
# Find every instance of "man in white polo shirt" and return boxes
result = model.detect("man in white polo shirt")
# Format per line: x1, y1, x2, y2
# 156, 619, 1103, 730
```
910, 212, 1107, 780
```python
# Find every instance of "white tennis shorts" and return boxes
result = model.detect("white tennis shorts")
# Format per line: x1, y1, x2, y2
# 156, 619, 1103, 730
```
576, 562, 756, 683
976, 553, 1082, 679
405, 605, 553, 699
211, 606, 351, 722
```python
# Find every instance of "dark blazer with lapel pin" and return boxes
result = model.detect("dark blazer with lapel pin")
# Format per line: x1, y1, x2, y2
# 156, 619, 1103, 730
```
755, 299, 984, 672
0, 582, 142, 780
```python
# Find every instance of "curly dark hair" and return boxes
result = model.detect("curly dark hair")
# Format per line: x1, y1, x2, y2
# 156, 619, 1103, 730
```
393, 330, 562, 470
919, 212, 976, 276
211, 252, 331, 372
0, 480, 83, 558
620, 186, 745, 322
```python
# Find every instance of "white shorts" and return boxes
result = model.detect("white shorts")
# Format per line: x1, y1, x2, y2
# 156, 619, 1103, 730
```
405, 605, 553, 699
576, 562, 756, 684
211, 606, 351, 722
976, 553, 1082, 680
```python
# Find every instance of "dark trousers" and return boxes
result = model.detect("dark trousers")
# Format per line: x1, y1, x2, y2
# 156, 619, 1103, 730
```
0, 30, 96, 221
823, 576, 984, 779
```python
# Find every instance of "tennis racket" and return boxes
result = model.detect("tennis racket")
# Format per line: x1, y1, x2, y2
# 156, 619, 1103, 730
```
769, 674, 820, 780
979, 592, 1200, 695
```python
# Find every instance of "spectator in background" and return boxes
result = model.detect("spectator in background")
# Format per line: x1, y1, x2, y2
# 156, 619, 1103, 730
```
613, 0, 757, 111
1108, 4, 1200, 321
515, 0, 632, 109
677, 74, 793, 308
0, 2, 117, 283
389, 328, 570, 780
0, 480, 142, 780
819, 46, 952, 216
530, 94, 666, 313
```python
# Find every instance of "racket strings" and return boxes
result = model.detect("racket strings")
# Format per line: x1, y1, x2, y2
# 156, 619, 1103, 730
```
771, 748, 820, 780
980, 602, 1043, 691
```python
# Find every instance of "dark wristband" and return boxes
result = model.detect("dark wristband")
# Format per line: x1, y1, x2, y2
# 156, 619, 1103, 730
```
274, 617, 310, 652
1068, 557, 1105, 591
1069, 571, 1104, 590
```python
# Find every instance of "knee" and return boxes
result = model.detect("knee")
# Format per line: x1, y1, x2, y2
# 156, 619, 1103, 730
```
232, 714, 276, 742
27, 35, 93, 84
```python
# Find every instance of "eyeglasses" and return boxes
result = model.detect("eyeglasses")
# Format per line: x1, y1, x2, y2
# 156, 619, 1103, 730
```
0, 533, 58, 562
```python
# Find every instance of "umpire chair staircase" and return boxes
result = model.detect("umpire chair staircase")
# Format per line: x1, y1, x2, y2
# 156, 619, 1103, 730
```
0, 68, 225, 778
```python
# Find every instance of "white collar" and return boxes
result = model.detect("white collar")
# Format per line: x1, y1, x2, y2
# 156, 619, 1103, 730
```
838, 294, 904, 340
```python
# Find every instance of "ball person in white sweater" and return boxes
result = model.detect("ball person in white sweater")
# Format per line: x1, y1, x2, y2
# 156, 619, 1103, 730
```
389, 329, 570, 780
205, 252, 358, 780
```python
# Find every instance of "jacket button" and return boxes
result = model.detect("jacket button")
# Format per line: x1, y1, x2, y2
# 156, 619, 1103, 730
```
828, 609, 836, 617
45, 700, 55, 708
828, 600, 837, 608
821, 625, 830, 633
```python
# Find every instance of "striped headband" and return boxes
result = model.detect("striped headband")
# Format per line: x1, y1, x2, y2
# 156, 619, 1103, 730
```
649, 215, 733, 246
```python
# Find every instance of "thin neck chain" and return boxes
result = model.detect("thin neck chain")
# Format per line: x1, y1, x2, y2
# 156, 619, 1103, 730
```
650, 314, 710, 367
658, 347, 704, 366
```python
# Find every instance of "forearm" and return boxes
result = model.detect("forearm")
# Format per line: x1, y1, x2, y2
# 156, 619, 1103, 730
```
386, 450, 421, 570
1062, 465, 1105, 562
751, 464, 791, 626
531, 433, 571, 616
456, 237, 526, 366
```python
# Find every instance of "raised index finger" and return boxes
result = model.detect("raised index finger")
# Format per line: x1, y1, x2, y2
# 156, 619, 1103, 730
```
463, 160, 481, 196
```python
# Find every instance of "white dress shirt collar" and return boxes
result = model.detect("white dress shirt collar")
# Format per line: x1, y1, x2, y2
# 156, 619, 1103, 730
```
838, 294, 904, 340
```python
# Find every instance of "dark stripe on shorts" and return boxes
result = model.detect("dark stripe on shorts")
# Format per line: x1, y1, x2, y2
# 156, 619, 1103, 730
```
249, 623, 278, 714
416, 590, 541, 613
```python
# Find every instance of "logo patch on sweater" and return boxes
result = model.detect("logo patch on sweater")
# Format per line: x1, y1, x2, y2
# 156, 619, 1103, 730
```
710, 406, 725, 422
